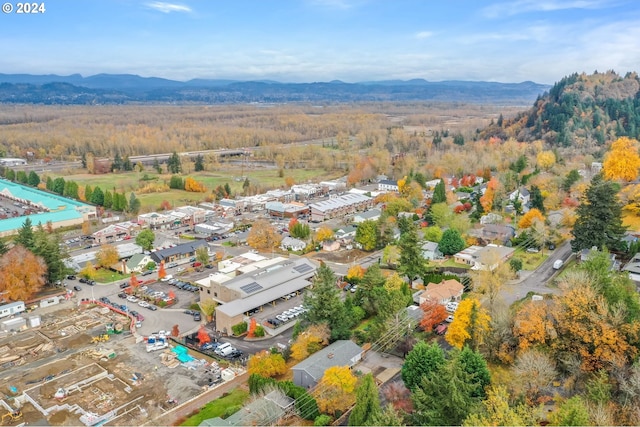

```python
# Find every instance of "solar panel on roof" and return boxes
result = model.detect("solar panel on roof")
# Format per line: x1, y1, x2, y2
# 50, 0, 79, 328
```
240, 282, 263, 294
293, 264, 313, 274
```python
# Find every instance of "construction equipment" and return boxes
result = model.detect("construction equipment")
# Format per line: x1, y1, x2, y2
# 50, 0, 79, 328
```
1, 410, 22, 424
91, 334, 110, 343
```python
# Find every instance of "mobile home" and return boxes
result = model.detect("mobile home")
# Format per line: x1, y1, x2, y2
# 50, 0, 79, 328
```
0, 301, 26, 318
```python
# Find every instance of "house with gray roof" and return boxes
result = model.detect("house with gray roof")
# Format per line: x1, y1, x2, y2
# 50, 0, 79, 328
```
280, 236, 306, 252
421, 241, 443, 260
623, 253, 640, 284
292, 340, 364, 389
150, 240, 209, 264
353, 208, 381, 224
309, 193, 373, 222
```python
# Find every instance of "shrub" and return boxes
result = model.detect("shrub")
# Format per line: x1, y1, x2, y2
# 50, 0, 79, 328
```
222, 404, 242, 419
189, 303, 201, 311
254, 325, 265, 337
314, 414, 332, 426
231, 321, 248, 336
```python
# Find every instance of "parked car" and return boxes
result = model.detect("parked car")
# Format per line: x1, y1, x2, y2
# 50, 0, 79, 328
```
127, 296, 139, 303
120, 282, 130, 289
146, 304, 158, 311
117, 292, 127, 299
73, 285, 82, 291
168, 262, 178, 268
67, 275, 76, 280
141, 270, 154, 276
79, 278, 88, 284
193, 312, 201, 321
138, 301, 150, 308
184, 309, 195, 315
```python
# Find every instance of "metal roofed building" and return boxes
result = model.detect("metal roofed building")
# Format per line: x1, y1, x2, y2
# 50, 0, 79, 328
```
211, 257, 319, 334
150, 240, 209, 264
0, 180, 96, 237
309, 193, 373, 222
292, 340, 364, 388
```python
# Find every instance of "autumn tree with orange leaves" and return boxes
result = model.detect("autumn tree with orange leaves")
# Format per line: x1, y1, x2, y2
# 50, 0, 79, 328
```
518, 208, 545, 229
0, 245, 46, 301
419, 299, 448, 331
603, 136, 640, 182
513, 299, 555, 352
158, 261, 166, 279
130, 272, 139, 289
480, 177, 498, 212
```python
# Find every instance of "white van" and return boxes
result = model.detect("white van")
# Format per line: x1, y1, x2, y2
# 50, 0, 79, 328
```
215, 342, 234, 356
553, 259, 564, 270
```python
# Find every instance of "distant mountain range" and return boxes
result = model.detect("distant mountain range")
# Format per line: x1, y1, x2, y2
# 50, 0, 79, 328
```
0, 73, 551, 104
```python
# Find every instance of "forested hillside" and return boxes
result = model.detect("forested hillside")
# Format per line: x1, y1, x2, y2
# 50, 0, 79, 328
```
482, 71, 640, 147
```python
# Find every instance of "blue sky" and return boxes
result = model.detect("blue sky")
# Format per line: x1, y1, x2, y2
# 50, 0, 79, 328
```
1, 0, 638, 84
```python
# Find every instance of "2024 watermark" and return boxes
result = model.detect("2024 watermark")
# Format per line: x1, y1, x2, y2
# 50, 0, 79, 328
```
2, 2, 46, 14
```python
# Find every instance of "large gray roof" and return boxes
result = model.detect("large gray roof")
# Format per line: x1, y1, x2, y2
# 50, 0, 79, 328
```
150, 240, 208, 262
291, 340, 363, 381
215, 257, 319, 317
309, 193, 371, 213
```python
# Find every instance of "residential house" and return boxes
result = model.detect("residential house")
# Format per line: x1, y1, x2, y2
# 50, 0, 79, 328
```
335, 225, 357, 242
123, 253, 153, 274
481, 224, 515, 245
453, 244, 515, 270
378, 179, 399, 192
419, 279, 464, 305
91, 222, 139, 245
579, 246, 619, 270
623, 253, 640, 284
508, 187, 531, 205
292, 340, 364, 389
353, 208, 381, 224
480, 213, 502, 225
421, 241, 443, 260
280, 236, 306, 252
150, 240, 209, 265
199, 390, 294, 426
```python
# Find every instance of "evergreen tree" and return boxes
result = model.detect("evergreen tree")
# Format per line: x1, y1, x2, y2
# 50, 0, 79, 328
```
122, 156, 133, 171
529, 185, 545, 213
194, 154, 204, 171
224, 183, 232, 197
349, 374, 381, 426
14, 218, 35, 250
412, 357, 480, 426
401, 341, 446, 391
169, 175, 184, 189
84, 185, 93, 202
432, 179, 446, 204
81, 152, 87, 168
63, 181, 79, 199
4, 169, 15, 181
453, 133, 465, 146
33, 224, 66, 284
153, 157, 162, 174
562, 169, 581, 192
103, 190, 113, 209
398, 217, 426, 285
52, 177, 65, 195
91, 186, 104, 206
46, 176, 53, 191
27, 171, 40, 186
457, 346, 491, 399
167, 151, 182, 174
439, 229, 466, 255
571, 174, 626, 252
243, 177, 250, 193
128, 192, 141, 214
16, 170, 28, 184
112, 153, 123, 171
303, 264, 353, 341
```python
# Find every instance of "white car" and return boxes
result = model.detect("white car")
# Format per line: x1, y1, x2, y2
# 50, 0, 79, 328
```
127, 296, 139, 303
445, 315, 454, 323
138, 301, 150, 308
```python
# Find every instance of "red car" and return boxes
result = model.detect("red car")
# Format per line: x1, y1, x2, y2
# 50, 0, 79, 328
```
192, 262, 202, 268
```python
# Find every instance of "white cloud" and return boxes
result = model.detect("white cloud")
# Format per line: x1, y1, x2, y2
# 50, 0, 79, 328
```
415, 31, 433, 39
483, 0, 611, 18
145, 2, 192, 14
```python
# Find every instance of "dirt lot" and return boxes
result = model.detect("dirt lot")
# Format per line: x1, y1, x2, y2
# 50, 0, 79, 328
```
0, 304, 241, 426
308, 248, 368, 264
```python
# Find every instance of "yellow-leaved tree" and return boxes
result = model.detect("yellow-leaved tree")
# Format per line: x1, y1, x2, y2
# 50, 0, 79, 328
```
445, 297, 491, 350
518, 208, 545, 229
0, 245, 46, 301
536, 150, 556, 170
315, 366, 357, 416
290, 323, 330, 361
603, 136, 640, 182
247, 350, 287, 378
346, 265, 365, 282
95, 244, 120, 269
315, 226, 334, 242
247, 219, 282, 250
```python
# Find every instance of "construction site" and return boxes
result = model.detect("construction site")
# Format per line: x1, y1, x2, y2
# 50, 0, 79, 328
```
0, 304, 244, 426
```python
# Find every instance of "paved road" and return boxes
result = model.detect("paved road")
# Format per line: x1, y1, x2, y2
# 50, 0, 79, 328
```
499, 240, 573, 306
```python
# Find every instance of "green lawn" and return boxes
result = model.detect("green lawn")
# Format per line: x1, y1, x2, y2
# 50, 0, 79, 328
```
93, 269, 129, 283
513, 249, 549, 270
441, 258, 472, 269
46, 167, 340, 212
180, 388, 249, 426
